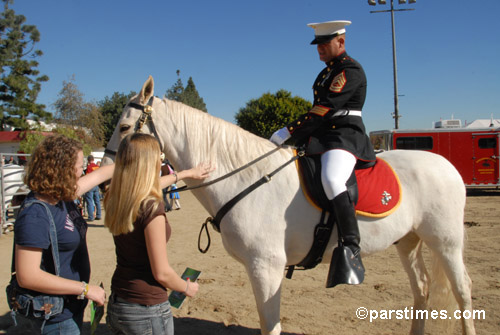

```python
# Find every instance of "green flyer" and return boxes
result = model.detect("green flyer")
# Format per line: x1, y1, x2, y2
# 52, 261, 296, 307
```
168, 267, 201, 308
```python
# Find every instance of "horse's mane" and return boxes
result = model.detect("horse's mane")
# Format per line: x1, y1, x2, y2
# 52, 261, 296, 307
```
160, 98, 289, 178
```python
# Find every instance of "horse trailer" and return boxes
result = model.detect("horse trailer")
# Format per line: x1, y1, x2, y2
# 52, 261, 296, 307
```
370, 125, 500, 188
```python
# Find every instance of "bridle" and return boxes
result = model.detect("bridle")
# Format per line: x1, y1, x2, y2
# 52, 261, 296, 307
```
104, 96, 163, 157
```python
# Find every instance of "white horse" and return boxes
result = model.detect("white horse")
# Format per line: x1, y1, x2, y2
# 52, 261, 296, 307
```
104, 76, 475, 335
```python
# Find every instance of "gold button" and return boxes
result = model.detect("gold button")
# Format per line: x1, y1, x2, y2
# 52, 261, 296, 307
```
327, 68, 330, 71
289, 127, 294, 131
314, 90, 317, 95
297, 121, 301, 125
332, 125, 336, 129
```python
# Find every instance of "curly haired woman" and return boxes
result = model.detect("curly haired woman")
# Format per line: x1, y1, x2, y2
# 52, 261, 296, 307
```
14, 134, 113, 334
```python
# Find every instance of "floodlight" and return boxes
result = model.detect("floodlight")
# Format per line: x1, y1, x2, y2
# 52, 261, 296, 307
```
378, 0, 387, 4
368, 0, 376, 5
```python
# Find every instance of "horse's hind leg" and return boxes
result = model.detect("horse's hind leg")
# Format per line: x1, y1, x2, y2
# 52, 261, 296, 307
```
245, 256, 285, 335
426, 240, 476, 335
396, 233, 430, 335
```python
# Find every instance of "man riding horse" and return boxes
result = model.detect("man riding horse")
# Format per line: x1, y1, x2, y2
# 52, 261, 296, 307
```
270, 20, 376, 287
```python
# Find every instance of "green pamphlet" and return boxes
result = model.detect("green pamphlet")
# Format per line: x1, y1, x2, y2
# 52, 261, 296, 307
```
168, 267, 201, 309
90, 282, 105, 335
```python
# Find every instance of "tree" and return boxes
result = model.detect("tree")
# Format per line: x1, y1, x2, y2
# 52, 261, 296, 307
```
0, 0, 50, 130
53, 75, 84, 127
165, 70, 207, 112
19, 127, 92, 155
235, 89, 312, 138
183, 77, 207, 112
99, 91, 136, 143
53, 75, 104, 148
165, 70, 184, 101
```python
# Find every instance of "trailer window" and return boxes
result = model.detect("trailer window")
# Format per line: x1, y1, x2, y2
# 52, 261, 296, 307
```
395, 136, 433, 150
478, 138, 496, 149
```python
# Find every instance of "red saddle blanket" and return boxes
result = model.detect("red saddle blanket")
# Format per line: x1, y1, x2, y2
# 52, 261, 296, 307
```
297, 157, 402, 218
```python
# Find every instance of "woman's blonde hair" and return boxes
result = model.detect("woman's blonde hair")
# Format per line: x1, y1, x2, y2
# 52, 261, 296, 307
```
104, 133, 163, 235
25, 135, 82, 201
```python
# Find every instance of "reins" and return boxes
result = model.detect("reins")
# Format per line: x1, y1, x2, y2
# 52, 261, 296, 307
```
165, 146, 281, 194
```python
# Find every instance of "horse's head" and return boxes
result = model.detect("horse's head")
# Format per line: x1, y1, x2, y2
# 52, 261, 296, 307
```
102, 75, 163, 166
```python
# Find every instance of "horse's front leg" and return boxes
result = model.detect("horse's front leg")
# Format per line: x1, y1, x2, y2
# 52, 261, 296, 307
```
244, 253, 286, 335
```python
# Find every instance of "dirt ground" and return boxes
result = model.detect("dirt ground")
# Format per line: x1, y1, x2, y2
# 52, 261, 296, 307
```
0, 189, 498, 335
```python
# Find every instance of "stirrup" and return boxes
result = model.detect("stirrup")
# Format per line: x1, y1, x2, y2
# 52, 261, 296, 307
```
326, 245, 365, 288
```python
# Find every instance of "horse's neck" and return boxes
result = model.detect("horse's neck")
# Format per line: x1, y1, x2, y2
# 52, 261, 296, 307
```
157, 99, 288, 214
159, 99, 276, 176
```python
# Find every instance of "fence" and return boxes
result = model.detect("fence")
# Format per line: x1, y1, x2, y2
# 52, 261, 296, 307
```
1, 153, 30, 235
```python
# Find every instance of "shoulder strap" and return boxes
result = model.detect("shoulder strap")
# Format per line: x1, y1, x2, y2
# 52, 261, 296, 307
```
11, 199, 61, 277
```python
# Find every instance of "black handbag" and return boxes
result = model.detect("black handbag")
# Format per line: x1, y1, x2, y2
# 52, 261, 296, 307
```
6, 199, 65, 327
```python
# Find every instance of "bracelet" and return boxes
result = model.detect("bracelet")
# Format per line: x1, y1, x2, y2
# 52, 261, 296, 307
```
173, 172, 178, 184
77, 281, 89, 300
184, 280, 189, 295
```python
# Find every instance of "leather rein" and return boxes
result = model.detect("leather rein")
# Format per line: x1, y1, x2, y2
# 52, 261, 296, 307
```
103, 98, 303, 253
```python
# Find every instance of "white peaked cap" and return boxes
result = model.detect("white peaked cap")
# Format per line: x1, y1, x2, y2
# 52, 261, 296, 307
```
307, 20, 351, 44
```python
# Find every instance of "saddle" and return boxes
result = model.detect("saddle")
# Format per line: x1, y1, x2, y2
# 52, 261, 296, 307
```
286, 150, 401, 278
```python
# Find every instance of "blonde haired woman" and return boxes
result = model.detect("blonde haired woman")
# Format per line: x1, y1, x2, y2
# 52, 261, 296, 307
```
104, 133, 214, 335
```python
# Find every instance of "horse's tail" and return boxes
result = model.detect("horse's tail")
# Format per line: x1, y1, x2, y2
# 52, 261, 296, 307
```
426, 249, 459, 334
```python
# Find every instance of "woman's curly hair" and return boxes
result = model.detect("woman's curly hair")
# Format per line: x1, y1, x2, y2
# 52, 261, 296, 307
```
24, 135, 83, 201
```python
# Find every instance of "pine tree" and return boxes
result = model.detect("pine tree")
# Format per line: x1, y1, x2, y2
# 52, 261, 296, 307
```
183, 77, 207, 112
165, 70, 207, 112
165, 70, 184, 102
0, 0, 50, 130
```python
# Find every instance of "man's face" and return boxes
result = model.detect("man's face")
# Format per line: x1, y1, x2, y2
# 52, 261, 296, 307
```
316, 36, 342, 62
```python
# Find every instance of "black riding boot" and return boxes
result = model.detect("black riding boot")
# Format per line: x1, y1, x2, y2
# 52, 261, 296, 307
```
326, 190, 365, 288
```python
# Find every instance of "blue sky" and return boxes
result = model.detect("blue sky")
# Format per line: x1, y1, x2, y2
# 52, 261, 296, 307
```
10, 0, 500, 133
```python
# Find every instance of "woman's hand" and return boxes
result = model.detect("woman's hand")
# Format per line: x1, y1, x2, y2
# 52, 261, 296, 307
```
188, 162, 215, 180
86, 284, 106, 306
184, 278, 199, 298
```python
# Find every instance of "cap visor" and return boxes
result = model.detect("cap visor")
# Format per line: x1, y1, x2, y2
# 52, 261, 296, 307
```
310, 34, 336, 45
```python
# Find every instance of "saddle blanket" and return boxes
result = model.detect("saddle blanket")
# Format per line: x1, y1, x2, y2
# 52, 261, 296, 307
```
297, 156, 402, 218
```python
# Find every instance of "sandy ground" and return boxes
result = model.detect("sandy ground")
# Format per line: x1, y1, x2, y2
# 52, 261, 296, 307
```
0, 189, 498, 335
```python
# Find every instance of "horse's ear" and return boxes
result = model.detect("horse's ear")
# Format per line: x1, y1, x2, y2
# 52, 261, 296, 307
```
140, 75, 154, 104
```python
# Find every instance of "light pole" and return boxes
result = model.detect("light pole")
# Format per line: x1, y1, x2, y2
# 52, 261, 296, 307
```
368, 0, 416, 129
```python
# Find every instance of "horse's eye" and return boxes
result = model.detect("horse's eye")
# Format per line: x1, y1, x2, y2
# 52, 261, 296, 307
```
120, 124, 131, 133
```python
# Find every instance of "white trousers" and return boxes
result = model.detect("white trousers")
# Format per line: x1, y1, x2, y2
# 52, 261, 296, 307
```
320, 149, 356, 200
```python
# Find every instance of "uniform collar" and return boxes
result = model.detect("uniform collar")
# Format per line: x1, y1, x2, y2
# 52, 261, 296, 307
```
325, 51, 348, 67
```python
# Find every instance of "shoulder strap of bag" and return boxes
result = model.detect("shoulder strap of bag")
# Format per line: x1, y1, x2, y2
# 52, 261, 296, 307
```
10, 199, 61, 277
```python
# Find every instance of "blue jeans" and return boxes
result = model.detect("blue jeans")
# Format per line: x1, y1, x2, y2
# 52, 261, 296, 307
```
106, 293, 174, 335
29, 314, 83, 335
84, 186, 101, 220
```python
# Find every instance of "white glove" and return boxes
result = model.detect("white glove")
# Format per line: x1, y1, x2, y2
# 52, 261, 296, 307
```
269, 127, 291, 145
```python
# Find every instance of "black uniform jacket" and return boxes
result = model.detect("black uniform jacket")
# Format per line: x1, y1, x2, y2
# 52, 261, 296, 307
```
287, 52, 376, 161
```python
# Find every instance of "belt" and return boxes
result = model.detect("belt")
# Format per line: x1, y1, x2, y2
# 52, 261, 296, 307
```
332, 109, 362, 117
